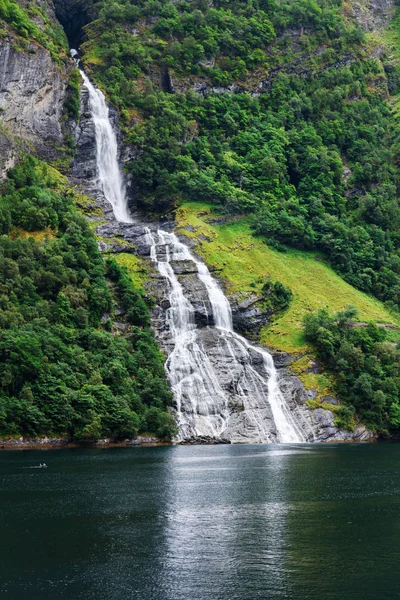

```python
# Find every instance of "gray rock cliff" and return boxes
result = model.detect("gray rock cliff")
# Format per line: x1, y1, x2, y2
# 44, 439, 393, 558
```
0, 38, 71, 175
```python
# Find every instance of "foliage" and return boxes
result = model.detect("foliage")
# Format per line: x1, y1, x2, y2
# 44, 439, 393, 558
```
79, 0, 400, 314
0, 157, 176, 441
303, 307, 400, 434
7, 0, 400, 436
0, 0, 68, 61
64, 68, 81, 121
261, 277, 292, 313
176, 203, 400, 354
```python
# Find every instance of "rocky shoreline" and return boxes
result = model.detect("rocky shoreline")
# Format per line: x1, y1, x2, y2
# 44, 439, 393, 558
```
0, 436, 167, 450
0, 433, 380, 450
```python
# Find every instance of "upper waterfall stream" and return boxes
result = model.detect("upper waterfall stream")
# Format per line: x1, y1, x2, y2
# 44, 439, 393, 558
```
78, 60, 309, 443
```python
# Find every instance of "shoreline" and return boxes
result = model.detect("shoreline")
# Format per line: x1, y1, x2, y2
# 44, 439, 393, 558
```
0, 435, 383, 450
0, 436, 171, 450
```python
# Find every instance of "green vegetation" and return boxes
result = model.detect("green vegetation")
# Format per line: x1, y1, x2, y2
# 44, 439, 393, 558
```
113, 253, 149, 291
76, 0, 400, 432
378, 4, 400, 116
0, 0, 68, 61
4, 0, 400, 435
0, 157, 176, 441
176, 203, 400, 354
304, 307, 400, 434
79, 0, 400, 314
261, 278, 292, 314
64, 68, 82, 121
177, 203, 400, 413
82, 0, 364, 97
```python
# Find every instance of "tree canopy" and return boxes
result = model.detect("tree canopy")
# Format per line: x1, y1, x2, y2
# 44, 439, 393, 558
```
0, 158, 176, 441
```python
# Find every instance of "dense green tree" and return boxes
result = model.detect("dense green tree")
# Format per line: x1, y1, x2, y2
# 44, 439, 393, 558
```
78, 0, 400, 311
0, 158, 176, 441
303, 308, 400, 434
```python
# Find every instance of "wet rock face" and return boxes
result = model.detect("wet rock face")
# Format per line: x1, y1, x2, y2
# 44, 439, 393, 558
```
310, 408, 372, 441
163, 326, 281, 444
230, 293, 271, 340
73, 86, 97, 180
276, 368, 373, 442
0, 41, 69, 175
177, 271, 215, 327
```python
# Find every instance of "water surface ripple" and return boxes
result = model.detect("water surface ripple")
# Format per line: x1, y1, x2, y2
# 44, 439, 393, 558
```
1, 444, 400, 599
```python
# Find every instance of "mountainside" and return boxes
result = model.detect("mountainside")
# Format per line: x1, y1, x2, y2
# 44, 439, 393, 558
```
0, 157, 175, 442
79, 0, 400, 309
2, 0, 400, 441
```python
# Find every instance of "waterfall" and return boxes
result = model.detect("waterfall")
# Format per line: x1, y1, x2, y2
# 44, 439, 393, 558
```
145, 230, 305, 443
78, 59, 308, 443
72, 49, 132, 223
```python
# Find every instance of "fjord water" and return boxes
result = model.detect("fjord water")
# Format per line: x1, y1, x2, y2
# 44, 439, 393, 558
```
79, 66, 305, 442
1, 444, 400, 599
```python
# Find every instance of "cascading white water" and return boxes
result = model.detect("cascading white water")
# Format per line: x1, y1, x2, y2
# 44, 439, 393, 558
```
143, 228, 230, 438
72, 50, 132, 223
193, 246, 305, 443
146, 230, 306, 443
78, 56, 308, 443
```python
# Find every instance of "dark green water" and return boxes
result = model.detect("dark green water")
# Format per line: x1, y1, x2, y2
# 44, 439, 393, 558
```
1, 444, 400, 600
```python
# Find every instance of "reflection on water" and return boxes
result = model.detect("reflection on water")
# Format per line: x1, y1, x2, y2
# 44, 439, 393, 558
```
161, 448, 294, 599
1, 444, 400, 599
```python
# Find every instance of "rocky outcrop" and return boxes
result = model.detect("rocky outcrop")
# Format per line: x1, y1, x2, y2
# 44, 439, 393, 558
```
0, 38, 71, 175
229, 292, 272, 339
73, 84, 97, 180
346, 0, 395, 31
310, 408, 372, 441
277, 367, 374, 442
0, 130, 17, 178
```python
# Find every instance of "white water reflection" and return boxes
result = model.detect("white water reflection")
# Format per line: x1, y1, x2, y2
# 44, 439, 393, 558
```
172, 448, 313, 464
159, 446, 295, 599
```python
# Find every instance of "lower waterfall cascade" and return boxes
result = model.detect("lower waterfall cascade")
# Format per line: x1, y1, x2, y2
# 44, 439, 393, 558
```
78, 60, 316, 443
143, 228, 310, 443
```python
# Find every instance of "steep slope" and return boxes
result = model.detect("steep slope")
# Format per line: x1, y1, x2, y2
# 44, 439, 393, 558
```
176, 203, 400, 354
0, 157, 175, 441
73, 0, 400, 312
0, 0, 77, 174
0, 3, 176, 443
72, 0, 400, 437
2, 0, 400, 440
73, 61, 366, 443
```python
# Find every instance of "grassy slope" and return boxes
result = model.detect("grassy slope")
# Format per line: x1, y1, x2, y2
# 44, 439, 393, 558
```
176, 202, 400, 397
113, 253, 149, 291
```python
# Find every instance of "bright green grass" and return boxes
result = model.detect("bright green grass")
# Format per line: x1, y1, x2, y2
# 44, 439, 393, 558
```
176, 203, 400, 355
113, 253, 148, 291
